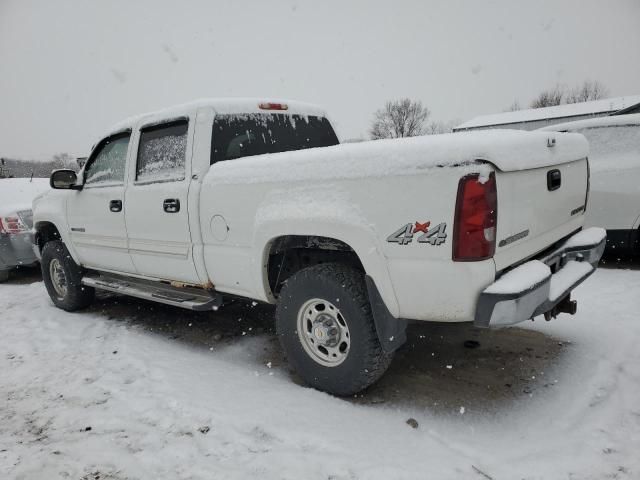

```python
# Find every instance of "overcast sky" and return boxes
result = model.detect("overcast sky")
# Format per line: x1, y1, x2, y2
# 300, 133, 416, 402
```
1, 0, 639, 159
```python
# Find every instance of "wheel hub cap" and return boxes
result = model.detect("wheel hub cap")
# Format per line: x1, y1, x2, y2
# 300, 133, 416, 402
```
297, 299, 350, 367
49, 258, 68, 298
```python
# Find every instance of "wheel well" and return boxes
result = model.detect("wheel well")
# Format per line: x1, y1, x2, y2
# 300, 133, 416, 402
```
34, 222, 61, 253
266, 235, 364, 296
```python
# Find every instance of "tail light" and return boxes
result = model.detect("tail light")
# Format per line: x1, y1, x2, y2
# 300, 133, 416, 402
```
258, 102, 288, 111
0, 214, 29, 235
453, 172, 497, 261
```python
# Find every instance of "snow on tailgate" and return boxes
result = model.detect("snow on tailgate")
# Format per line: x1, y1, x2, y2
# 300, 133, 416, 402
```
206, 129, 588, 186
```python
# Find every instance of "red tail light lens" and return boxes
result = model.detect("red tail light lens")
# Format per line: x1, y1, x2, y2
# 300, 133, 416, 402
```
258, 102, 288, 111
453, 172, 497, 261
0, 215, 29, 235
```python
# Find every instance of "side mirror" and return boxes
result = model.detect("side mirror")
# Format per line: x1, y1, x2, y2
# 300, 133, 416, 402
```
50, 169, 80, 190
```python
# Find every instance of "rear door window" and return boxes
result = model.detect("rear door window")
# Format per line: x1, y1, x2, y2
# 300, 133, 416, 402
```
136, 120, 188, 182
211, 114, 338, 164
84, 132, 130, 187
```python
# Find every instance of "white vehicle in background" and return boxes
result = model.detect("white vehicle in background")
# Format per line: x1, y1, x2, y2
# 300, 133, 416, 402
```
541, 114, 640, 254
0, 177, 50, 282
32, 98, 605, 395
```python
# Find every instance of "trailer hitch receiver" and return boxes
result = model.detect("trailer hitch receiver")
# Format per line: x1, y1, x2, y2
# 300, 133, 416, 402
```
544, 294, 577, 321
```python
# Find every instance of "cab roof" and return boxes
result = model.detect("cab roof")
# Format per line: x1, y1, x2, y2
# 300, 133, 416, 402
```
106, 97, 328, 136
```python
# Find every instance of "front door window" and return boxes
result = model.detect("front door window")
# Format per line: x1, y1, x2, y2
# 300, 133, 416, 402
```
84, 133, 130, 187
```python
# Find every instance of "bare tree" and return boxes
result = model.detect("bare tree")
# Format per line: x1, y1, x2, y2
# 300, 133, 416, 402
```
424, 120, 458, 135
370, 98, 430, 139
505, 99, 521, 112
52, 152, 76, 169
529, 80, 609, 109
566, 80, 609, 104
530, 85, 565, 109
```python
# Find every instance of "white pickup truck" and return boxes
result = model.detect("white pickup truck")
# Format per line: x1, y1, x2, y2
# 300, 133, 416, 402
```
33, 98, 606, 395
541, 114, 640, 255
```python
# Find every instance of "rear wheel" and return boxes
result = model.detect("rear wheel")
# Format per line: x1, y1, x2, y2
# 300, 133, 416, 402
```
41, 241, 94, 311
276, 263, 393, 396
0, 270, 9, 283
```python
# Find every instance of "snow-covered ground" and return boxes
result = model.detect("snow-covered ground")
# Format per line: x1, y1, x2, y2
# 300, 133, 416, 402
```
1, 265, 639, 480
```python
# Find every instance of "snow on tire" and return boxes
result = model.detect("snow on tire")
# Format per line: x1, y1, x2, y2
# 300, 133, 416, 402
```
276, 263, 393, 396
41, 240, 95, 311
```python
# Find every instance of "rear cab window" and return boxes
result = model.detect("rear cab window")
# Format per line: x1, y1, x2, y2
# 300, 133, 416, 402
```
136, 120, 189, 182
211, 113, 338, 164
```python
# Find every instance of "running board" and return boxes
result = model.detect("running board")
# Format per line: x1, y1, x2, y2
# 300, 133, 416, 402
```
81, 273, 223, 311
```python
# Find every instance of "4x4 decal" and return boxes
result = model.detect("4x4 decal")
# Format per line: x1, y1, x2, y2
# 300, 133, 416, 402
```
386, 221, 447, 246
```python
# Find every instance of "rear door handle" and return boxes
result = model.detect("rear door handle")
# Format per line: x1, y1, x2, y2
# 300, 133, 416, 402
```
109, 200, 122, 212
163, 198, 180, 213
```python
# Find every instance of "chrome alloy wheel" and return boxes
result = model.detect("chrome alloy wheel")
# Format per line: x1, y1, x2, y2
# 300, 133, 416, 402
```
49, 258, 68, 298
297, 298, 351, 367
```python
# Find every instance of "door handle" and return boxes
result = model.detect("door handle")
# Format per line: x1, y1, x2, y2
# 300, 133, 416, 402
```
109, 200, 122, 212
547, 169, 561, 191
163, 198, 180, 213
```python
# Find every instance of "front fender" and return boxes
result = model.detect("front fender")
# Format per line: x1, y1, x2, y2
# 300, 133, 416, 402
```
33, 191, 81, 265
251, 186, 401, 317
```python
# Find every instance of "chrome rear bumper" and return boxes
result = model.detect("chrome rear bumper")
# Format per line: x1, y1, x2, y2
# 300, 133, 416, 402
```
474, 227, 606, 328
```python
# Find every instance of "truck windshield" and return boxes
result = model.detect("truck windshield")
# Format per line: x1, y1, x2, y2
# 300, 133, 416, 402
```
211, 113, 339, 164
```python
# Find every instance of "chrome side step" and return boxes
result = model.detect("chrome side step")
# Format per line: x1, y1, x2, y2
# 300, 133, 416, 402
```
81, 273, 223, 311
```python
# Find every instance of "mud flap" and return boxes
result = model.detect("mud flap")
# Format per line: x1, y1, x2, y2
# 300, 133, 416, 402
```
365, 275, 408, 353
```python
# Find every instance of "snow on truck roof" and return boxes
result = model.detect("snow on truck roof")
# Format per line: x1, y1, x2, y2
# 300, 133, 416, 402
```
107, 98, 328, 135
538, 113, 640, 132
455, 95, 640, 130
205, 129, 588, 186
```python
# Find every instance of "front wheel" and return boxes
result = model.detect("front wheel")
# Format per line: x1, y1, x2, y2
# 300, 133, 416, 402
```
276, 263, 393, 396
41, 240, 94, 311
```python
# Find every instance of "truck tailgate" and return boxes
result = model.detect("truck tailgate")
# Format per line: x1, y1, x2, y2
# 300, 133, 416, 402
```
492, 157, 589, 271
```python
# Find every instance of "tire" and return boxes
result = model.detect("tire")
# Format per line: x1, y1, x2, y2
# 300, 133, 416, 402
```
276, 263, 393, 396
41, 240, 94, 311
0, 270, 9, 283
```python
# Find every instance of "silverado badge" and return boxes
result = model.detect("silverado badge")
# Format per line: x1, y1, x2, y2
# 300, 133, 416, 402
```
387, 222, 447, 245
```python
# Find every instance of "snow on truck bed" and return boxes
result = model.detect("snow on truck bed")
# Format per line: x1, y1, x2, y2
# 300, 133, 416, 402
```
206, 129, 588, 186
0, 177, 50, 216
